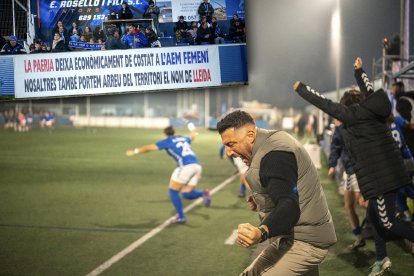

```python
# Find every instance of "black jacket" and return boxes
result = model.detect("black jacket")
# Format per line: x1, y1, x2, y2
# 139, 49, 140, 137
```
295, 68, 410, 199
197, 2, 214, 21
174, 21, 189, 32
118, 6, 133, 20
52, 40, 67, 52
104, 35, 128, 50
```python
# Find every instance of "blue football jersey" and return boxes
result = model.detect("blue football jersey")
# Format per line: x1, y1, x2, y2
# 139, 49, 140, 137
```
390, 115, 413, 160
155, 136, 199, 167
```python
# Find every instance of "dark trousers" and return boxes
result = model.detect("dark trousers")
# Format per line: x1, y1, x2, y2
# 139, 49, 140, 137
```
367, 190, 414, 260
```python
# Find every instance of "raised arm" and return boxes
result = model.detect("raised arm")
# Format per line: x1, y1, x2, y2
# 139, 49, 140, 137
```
187, 122, 199, 141
293, 81, 350, 124
126, 144, 158, 156
353, 57, 374, 97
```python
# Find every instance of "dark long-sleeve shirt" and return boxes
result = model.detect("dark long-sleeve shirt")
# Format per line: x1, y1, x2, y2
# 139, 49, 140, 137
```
259, 151, 300, 237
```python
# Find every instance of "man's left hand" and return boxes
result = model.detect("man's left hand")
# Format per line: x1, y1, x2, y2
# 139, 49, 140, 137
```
237, 223, 261, 248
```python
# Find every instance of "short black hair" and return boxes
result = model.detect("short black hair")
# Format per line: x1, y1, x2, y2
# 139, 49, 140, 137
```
339, 89, 365, 106
164, 126, 175, 136
217, 110, 255, 134
392, 81, 404, 90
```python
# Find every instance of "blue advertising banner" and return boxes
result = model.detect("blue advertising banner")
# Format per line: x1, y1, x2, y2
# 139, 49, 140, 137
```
38, 0, 150, 42
0, 57, 15, 96
225, 0, 244, 19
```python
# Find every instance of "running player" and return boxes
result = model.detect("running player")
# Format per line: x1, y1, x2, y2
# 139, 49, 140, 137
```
126, 125, 211, 224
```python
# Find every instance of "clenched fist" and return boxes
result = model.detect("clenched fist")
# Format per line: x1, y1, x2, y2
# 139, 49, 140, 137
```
237, 223, 262, 248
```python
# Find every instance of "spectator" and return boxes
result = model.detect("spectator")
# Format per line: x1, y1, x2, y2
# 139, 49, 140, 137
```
118, 1, 133, 19
197, 16, 210, 28
118, 1, 133, 35
58, 26, 69, 45
145, 26, 161, 47
83, 26, 94, 42
197, 0, 214, 23
229, 20, 246, 43
174, 15, 189, 43
121, 24, 137, 48
93, 26, 106, 42
190, 20, 198, 29
104, 28, 128, 50
107, 9, 118, 21
144, 0, 161, 36
196, 21, 213, 45
69, 21, 82, 36
1, 36, 26, 55
52, 20, 67, 37
41, 42, 51, 52
187, 25, 198, 45
105, 9, 119, 34
230, 14, 244, 29
70, 29, 80, 42
134, 27, 148, 48
391, 81, 414, 155
210, 17, 225, 44
51, 32, 67, 52
28, 43, 35, 53
31, 40, 44, 53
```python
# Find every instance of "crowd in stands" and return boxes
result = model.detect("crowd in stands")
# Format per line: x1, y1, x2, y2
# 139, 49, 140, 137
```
174, 13, 245, 45
2, 109, 56, 132
1, 0, 246, 55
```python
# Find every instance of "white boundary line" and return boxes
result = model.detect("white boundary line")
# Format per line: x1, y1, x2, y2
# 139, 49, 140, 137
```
224, 229, 238, 245
86, 174, 239, 276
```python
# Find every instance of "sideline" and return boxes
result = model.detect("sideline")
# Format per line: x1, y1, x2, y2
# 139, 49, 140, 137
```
86, 174, 239, 276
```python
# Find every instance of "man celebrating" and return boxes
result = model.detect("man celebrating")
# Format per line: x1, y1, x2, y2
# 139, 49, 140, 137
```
217, 110, 336, 275
126, 125, 210, 224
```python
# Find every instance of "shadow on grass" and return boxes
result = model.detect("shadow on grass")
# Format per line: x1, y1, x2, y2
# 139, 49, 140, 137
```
336, 248, 375, 268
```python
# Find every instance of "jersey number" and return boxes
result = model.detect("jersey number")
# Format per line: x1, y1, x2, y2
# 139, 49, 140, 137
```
176, 142, 195, 156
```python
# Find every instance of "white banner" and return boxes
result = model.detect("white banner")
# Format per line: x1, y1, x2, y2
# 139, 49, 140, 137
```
14, 46, 221, 99
171, 0, 201, 22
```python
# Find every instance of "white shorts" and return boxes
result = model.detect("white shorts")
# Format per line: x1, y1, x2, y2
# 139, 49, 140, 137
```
171, 163, 202, 186
233, 157, 248, 174
344, 173, 360, 192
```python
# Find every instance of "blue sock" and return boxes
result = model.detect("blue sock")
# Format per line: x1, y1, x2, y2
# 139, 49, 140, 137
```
169, 189, 185, 219
352, 226, 362, 236
182, 190, 203, 200
240, 183, 246, 194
